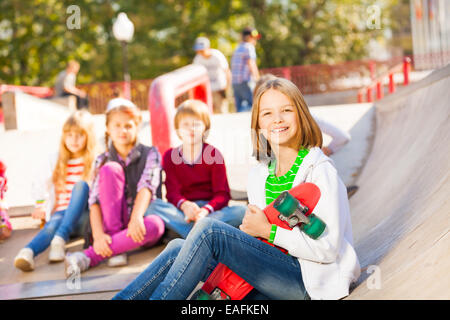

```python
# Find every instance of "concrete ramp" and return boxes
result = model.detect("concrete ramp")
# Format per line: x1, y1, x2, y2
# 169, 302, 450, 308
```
2, 91, 72, 131
348, 65, 450, 299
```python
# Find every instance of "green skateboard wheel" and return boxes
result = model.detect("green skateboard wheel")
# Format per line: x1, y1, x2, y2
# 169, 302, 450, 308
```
301, 214, 326, 239
194, 289, 212, 300
273, 191, 298, 217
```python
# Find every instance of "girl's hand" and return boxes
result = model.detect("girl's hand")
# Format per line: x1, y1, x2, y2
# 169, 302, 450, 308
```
127, 215, 146, 243
181, 201, 200, 223
93, 232, 113, 258
322, 146, 333, 156
194, 208, 209, 222
31, 208, 46, 220
239, 205, 271, 239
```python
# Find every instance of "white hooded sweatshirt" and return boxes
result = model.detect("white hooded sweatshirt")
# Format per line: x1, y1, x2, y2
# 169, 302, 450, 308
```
247, 147, 361, 300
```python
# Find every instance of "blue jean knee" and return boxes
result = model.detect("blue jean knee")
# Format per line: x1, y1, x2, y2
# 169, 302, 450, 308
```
72, 180, 89, 194
145, 199, 204, 238
209, 205, 246, 227
54, 180, 90, 242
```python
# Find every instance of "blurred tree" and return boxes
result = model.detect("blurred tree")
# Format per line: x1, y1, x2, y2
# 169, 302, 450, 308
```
388, 0, 412, 56
0, 0, 400, 86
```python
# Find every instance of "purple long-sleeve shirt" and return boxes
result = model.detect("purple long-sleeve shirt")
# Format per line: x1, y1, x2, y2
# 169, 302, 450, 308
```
88, 144, 161, 216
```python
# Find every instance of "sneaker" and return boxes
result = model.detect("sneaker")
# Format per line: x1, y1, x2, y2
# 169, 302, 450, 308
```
64, 252, 91, 278
14, 248, 34, 272
107, 253, 128, 267
49, 235, 66, 262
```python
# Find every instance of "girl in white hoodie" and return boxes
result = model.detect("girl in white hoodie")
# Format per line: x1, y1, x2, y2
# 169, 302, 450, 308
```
113, 77, 360, 300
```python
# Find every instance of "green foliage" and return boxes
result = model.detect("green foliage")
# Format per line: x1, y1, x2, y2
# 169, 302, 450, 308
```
0, 0, 404, 86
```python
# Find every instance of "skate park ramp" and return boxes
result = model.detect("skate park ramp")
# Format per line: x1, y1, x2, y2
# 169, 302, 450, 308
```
1, 65, 448, 300
347, 64, 450, 299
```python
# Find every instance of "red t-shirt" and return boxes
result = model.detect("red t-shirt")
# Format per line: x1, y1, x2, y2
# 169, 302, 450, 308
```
162, 143, 231, 213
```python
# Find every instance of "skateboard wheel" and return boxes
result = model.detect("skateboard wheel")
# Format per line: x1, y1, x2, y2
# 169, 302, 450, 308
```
194, 289, 212, 300
301, 214, 326, 239
273, 191, 298, 217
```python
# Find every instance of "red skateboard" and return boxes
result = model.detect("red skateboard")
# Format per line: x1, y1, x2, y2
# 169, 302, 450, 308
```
193, 182, 323, 300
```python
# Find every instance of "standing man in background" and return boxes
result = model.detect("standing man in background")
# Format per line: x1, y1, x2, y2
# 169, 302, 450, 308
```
193, 37, 231, 114
231, 27, 260, 112
54, 60, 89, 110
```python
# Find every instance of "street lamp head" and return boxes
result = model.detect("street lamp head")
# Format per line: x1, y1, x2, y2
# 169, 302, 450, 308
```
113, 12, 134, 43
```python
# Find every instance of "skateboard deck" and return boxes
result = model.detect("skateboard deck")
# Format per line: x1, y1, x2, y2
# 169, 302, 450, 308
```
198, 182, 321, 300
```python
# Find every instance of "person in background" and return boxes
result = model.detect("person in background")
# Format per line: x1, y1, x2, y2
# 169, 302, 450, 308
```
193, 37, 231, 114
14, 110, 97, 271
231, 27, 261, 112
54, 60, 89, 110
64, 98, 165, 277
147, 99, 246, 238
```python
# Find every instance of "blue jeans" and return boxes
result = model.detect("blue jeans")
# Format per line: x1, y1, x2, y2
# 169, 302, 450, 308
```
232, 82, 253, 112
146, 198, 246, 238
113, 218, 308, 300
26, 181, 90, 256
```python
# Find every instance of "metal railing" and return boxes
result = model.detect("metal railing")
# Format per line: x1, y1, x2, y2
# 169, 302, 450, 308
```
261, 57, 404, 95
0, 57, 408, 115
357, 57, 412, 103
77, 79, 153, 114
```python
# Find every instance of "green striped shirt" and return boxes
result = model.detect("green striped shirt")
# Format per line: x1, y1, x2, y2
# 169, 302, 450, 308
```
265, 148, 309, 205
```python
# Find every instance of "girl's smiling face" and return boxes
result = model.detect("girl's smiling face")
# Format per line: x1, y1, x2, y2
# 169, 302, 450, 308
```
257, 88, 299, 149
64, 129, 87, 156
177, 115, 206, 145
107, 111, 139, 148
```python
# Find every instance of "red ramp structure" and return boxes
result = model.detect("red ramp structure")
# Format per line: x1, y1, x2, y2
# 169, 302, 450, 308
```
148, 64, 212, 155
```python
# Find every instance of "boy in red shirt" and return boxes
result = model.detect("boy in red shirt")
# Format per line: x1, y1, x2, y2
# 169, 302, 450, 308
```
148, 99, 245, 238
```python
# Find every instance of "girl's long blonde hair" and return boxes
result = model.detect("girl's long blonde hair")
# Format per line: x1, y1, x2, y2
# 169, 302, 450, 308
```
52, 110, 97, 192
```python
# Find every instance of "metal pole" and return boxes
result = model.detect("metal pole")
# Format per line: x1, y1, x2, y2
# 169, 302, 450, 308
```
403, 56, 411, 86
121, 41, 131, 99
376, 81, 383, 100
389, 73, 395, 93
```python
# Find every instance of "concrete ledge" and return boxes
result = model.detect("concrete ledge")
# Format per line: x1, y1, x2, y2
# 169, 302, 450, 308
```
7, 205, 34, 218
2, 92, 17, 130
2, 91, 73, 131
0, 272, 138, 300
47, 96, 77, 111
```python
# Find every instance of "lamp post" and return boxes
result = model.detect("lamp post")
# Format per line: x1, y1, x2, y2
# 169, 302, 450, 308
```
112, 12, 134, 100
